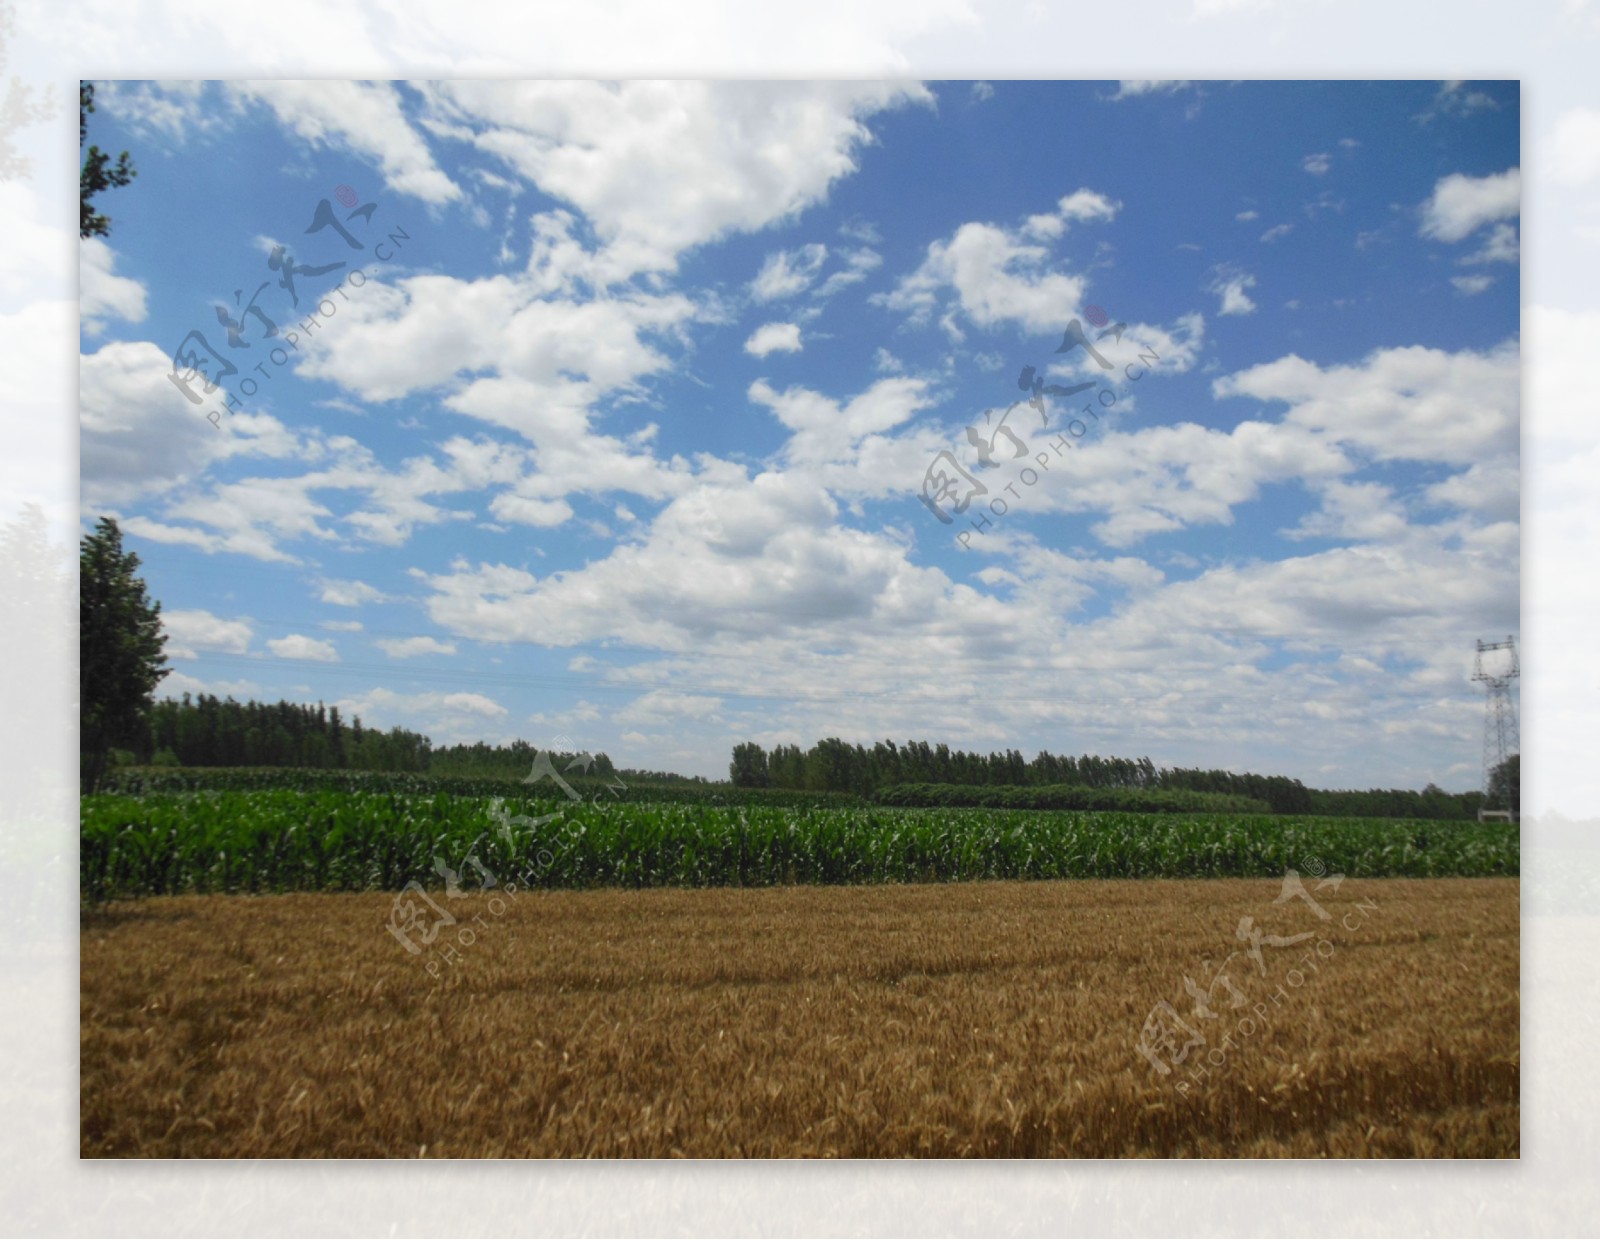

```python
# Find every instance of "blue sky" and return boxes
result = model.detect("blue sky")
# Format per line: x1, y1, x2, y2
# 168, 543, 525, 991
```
78, 79, 1520, 787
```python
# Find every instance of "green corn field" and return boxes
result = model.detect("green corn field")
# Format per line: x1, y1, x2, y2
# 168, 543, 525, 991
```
79, 786, 1520, 902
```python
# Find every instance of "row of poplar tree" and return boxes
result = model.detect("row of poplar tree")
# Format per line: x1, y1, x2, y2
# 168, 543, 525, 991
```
729, 738, 1494, 819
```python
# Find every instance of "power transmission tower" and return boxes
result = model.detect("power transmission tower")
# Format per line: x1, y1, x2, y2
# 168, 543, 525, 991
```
1471, 636, 1519, 822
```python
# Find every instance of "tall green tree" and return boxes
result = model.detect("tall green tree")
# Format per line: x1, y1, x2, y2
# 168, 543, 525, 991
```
1487, 754, 1520, 816
729, 741, 769, 788
79, 82, 135, 239
80, 518, 167, 792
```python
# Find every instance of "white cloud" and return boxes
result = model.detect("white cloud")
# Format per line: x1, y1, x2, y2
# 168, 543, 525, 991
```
1214, 339, 1519, 466
98, 80, 223, 144
79, 340, 305, 510
970, 82, 995, 103
881, 223, 1084, 334
267, 634, 340, 662
1260, 223, 1293, 243
1110, 81, 1191, 98
814, 247, 882, 297
1019, 417, 1352, 548
425, 81, 930, 279
1425, 458, 1519, 522
1461, 222, 1520, 265
1055, 189, 1121, 224
318, 578, 387, 607
750, 244, 828, 301
1281, 480, 1410, 543
1419, 168, 1521, 242
1302, 152, 1331, 175
1414, 81, 1501, 125
877, 190, 1117, 335
227, 81, 461, 205
1207, 268, 1257, 316
1452, 274, 1495, 296
78, 239, 147, 333
1235, 209, 1259, 222
161, 609, 253, 659
489, 494, 575, 528
376, 635, 459, 658
321, 619, 364, 632
745, 322, 803, 356
336, 687, 510, 745
749, 375, 931, 466
613, 690, 725, 726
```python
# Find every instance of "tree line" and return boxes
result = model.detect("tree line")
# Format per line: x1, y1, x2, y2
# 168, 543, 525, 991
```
731, 738, 1496, 820
429, 740, 617, 781
139, 694, 431, 772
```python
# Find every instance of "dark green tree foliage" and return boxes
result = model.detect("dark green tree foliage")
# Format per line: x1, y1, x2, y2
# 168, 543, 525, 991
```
427, 739, 618, 781
80, 518, 167, 792
79, 82, 135, 239
729, 741, 770, 787
730, 738, 1485, 819
1486, 755, 1519, 814
145, 694, 430, 771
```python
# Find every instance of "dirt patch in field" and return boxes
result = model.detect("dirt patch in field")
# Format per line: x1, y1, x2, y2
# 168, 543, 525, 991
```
80, 878, 1518, 1156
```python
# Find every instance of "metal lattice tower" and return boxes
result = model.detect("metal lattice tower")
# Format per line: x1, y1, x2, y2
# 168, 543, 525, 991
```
1472, 636, 1519, 819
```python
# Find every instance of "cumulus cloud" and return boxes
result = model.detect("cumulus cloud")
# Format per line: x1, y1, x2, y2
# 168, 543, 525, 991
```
881, 224, 1082, 333
423, 80, 930, 279
745, 322, 803, 356
749, 375, 931, 466
1419, 168, 1520, 242
79, 238, 147, 333
876, 190, 1117, 335
267, 634, 340, 662
1213, 339, 1519, 466
335, 687, 510, 745
79, 339, 304, 510
228, 81, 461, 205
161, 609, 253, 659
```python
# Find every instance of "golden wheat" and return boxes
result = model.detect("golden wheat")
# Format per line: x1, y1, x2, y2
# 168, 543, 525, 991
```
79, 878, 1518, 1157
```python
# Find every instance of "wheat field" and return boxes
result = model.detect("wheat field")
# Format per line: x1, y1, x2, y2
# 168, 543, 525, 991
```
79, 877, 1518, 1157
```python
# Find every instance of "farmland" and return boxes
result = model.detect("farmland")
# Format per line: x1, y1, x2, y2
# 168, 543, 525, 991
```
79, 877, 1519, 1157
80, 784, 1519, 901
79, 772, 1520, 1158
